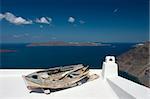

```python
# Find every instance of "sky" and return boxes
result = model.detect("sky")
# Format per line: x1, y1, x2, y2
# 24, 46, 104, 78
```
0, 0, 149, 43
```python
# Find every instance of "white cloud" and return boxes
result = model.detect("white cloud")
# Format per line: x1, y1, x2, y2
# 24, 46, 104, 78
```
13, 35, 21, 38
1, 12, 52, 25
40, 25, 43, 28
113, 8, 119, 13
0, 13, 5, 20
68, 17, 75, 23
35, 17, 52, 24
2, 12, 32, 25
79, 20, 85, 24
47, 17, 52, 22
13, 17, 32, 25
13, 33, 29, 38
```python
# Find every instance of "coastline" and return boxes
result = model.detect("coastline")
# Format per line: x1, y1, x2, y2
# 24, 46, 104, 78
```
26, 41, 111, 47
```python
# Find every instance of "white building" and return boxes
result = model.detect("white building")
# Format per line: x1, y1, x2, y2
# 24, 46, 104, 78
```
0, 56, 150, 99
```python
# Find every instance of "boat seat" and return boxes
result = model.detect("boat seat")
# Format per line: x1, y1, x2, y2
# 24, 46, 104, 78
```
41, 73, 49, 79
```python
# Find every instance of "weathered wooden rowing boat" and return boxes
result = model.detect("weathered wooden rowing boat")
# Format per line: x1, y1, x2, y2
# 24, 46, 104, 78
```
23, 64, 99, 94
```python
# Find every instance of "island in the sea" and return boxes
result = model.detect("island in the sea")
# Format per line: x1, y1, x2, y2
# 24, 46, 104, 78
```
0, 49, 17, 53
27, 41, 111, 47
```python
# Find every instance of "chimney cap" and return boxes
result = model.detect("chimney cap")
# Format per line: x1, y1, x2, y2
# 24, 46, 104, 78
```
105, 56, 115, 63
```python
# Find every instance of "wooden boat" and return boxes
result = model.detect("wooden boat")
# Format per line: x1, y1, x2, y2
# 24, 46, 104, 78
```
23, 64, 99, 94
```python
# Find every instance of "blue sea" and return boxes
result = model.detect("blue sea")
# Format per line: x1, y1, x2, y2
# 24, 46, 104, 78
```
0, 43, 141, 83
0, 43, 135, 69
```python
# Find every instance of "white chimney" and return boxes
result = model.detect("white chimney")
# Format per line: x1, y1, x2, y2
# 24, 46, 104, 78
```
102, 56, 118, 79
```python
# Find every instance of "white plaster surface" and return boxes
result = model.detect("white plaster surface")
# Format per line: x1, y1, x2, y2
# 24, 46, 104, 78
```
0, 69, 150, 99
0, 69, 119, 99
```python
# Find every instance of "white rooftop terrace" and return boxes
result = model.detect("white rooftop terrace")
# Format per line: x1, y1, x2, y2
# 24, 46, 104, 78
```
0, 56, 150, 99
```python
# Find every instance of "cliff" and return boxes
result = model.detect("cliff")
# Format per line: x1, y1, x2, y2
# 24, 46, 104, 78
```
117, 42, 150, 88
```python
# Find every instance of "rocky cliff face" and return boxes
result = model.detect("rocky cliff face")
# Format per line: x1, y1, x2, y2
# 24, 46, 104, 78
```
117, 42, 150, 88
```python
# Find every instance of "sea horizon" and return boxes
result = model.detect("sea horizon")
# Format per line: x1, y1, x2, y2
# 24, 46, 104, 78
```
0, 41, 142, 44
